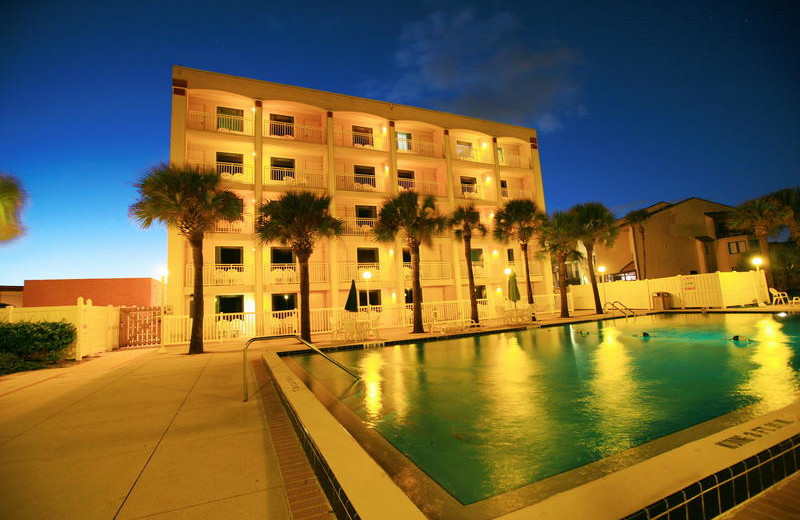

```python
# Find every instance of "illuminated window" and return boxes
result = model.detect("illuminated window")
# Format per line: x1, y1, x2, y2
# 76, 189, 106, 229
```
397, 132, 412, 151
497, 147, 505, 164
270, 114, 294, 137
216, 106, 244, 132
456, 140, 473, 159
352, 125, 374, 147
727, 241, 747, 254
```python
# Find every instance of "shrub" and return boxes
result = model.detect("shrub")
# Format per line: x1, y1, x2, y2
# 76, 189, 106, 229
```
0, 352, 43, 376
0, 321, 77, 364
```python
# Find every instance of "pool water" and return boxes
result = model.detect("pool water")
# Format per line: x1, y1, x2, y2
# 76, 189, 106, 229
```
289, 313, 800, 504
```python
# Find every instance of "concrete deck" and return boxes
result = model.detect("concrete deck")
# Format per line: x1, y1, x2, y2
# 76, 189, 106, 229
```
0, 307, 797, 519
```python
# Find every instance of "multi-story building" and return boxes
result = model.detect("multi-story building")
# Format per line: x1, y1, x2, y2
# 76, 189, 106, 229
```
167, 66, 552, 327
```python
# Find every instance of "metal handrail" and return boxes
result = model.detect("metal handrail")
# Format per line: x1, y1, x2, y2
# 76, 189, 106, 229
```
603, 301, 638, 318
243, 334, 360, 401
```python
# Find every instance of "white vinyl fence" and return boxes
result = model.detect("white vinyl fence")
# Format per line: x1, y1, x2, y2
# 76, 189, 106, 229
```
0, 298, 120, 360
570, 270, 769, 311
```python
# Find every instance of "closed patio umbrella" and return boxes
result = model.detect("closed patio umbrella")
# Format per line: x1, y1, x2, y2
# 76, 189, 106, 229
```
344, 279, 359, 313
508, 272, 521, 309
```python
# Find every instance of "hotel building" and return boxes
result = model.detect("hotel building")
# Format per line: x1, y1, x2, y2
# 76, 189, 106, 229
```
167, 66, 552, 327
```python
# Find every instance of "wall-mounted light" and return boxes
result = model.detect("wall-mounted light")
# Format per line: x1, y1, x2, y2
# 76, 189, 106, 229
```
388, 249, 394, 256
492, 249, 498, 256
251, 107, 256, 112
486, 176, 492, 183
489, 212, 494, 219
382, 126, 387, 135
384, 165, 389, 174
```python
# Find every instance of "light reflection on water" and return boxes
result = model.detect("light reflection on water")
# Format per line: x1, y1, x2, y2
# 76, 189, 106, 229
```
293, 313, 800, 504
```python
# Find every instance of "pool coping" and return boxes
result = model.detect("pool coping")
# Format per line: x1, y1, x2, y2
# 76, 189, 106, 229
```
261, 313, 800, 519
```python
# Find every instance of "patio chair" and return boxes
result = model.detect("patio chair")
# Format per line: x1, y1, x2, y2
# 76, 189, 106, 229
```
770, 288, 789, 305
329, 317, 345, 341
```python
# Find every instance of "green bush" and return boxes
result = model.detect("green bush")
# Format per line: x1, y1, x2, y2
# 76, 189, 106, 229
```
0, 352, 43, 376
0, 321, 77, 364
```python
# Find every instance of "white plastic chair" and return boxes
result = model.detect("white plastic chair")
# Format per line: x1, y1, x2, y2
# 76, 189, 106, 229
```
770, 288, 789, 305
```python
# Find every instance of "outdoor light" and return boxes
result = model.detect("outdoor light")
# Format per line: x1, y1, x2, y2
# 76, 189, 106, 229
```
481, 141, 488, 149
284, 295, 289, 300
486, 176, 492, 183
382, 126, 387, 134
384, 165, 389, 173
252, 152, 256, 156
504, 267, 512, 275
492, 250, 498, 256
496, 287, 502, 293
752, 257, 763, 271
388, 249, 394, 256
251, 107, 256, 112
362, 270, 372, 280
489, 212, 494, 219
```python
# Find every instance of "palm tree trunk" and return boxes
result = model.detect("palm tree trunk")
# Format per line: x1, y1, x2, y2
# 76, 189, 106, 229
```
557, 254, 570, 318
629, 226, 641, 280
463, 233, 479, 324
411, 244, 424, 333
521, 241, 534, 305
298, 255, 311, 342
757, 233, 775, 288
585, 242, 603, 313
189, 235, 204, 354
639, 225, 647, 280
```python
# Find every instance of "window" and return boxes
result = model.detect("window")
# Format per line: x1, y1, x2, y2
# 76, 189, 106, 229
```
500, 179, 509, 197
358, 290, 381, 307
456, 140, 473, 159
404, 288, 414, 304
271, 248, 294, 264
216, 152, 244, 176
398, 169, 415, 191
497, 147, 505, 165
357, 248, 379, 264
270, 157, 295, 181
216, 295, 244, 314
270, 113, 294, 137
216, 246, 243, 265
475, 285, 487, 300
402, 249, 411, 263
507, 249, 515, 262
728, 241, 747, 254
470, 249, 483, 264
355, 205, 377, 227
354, 165, 376, 187
217, 106, 244, 132
460, 176, 477, 195
352, 125, 374, 147
397, 132, 412, 151
272, 293, 296, 311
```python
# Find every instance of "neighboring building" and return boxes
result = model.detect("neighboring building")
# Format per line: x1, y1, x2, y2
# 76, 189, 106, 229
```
167, 66, 552, 322
0, 286, 23, 307
593, 198, 753, 281
23, 278, 162, 307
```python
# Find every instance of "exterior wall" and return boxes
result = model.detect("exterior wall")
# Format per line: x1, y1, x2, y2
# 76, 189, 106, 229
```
715, 234, 753, 272
0, 286, 23, 307
169, 67, 552, 319
23, 278, 161, 307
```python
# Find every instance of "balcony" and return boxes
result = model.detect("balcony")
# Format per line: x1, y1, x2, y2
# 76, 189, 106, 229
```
460, 261, 487, 278
333, 130, 388, 151
335, 173, 384, 193
188, 111, 254, 136
213, 214, 254, 234
265, 263, 328, 284
190, 162, 254, 184
397, 138, 441, 158
499, 154, 530, 169
403, 261, 452, 281
397, 178, 445, 197
456, 184, 482, 200
338, 263, 385, 281
263, 167, 326, 189
500, 187, 533, 200
185, 264, 254, 286
341, 217, 376, 236
264, 121, 325, 144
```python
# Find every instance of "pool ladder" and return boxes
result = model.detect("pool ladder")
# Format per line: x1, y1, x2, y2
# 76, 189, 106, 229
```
242, 334, 360, 402
603, 301, 638, 319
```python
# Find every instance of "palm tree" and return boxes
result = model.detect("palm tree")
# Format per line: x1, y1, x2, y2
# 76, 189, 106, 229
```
538, 211, 581, 318
493, 199, 545, 307
374, 191, 446, 333
450, 204, 487, 325
728, 197, 788, 288
624, 208, 651, 280
571, 203, 619, 313
768, 186, 800, 248
0, 173, 26, 243
256, 191, 343, 342
130, 163, 242, 354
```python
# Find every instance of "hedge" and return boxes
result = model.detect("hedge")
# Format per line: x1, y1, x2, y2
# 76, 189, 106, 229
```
0, 321, 77, 365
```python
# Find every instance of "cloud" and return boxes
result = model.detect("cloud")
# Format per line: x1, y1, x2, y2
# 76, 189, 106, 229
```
365, 8, 584, 133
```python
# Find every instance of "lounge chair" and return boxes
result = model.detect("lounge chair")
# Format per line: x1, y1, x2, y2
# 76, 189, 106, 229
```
770, 288, 789, 305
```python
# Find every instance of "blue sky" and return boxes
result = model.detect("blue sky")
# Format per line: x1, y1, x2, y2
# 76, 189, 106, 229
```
1, 0, 798, 285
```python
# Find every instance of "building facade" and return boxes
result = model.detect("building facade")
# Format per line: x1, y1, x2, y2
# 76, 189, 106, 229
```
167, 66, 552, 323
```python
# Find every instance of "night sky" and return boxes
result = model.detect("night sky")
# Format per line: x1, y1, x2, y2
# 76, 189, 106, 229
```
1, 0, 798, 285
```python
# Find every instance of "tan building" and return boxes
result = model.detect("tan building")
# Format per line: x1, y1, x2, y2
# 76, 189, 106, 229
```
167, 67, 551, 323
22, 278, 163, 307
594, 198, 752, 281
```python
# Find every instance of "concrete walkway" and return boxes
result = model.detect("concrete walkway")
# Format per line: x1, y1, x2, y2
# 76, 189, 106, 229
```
0, 343, 311, 520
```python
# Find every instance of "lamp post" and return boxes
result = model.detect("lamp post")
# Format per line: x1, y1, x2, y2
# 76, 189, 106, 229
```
362, 270, 373, 315
156, 266, 168, 354
751, 256, 763, 272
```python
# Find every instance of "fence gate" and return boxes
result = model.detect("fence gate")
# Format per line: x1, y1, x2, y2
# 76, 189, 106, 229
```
119, 306, 161, 348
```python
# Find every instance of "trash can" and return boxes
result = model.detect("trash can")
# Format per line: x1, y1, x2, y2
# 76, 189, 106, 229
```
652, 292, 672, 310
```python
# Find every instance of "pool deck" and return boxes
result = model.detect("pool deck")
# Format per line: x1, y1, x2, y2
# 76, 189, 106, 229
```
0, 306, 798, 519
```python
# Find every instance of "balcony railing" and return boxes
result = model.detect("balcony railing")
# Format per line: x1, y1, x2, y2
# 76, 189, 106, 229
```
341, 217, 376, 236
457, 184, 482, 200
214, 214, 254, 234
188, 111, 254, 136
189, 162, 254, 184
335, 173, 383, 192
507, 260, 544, 277
263, 167, 326, 189
265, 263, 328, 284
402, 261, 452, 280
500, 187, 533, 200
264, 121, 325, 144
398, 178, 445, 197
333, 130, 387, 151
499, 154, 530, 169
460, 261, 487, 278
338, 263, 384, 281
185, 264, 254, 286
397, 138, 441, 158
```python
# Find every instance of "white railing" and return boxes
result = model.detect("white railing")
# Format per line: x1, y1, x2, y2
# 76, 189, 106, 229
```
263, 168, 326, 189
185, 264, 255, 286
397, 178, 445, 197
402, 261, 452, 280
335, 173, 383, 192
264, 121, 325, 144
460, 261, 488, 278
188, 111, 255, 136
499, 154, 530, 169
338, 262, 384, 281
188, 162, 255, 184
341, 217, 376, 235
265, 263, 328, 284
397, 138, 441, 158
501, 188, 533, 200
457, 184, 482, 200
334, 130, 387, 151
214, 214, 254, 234
507, 260, 544, 277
